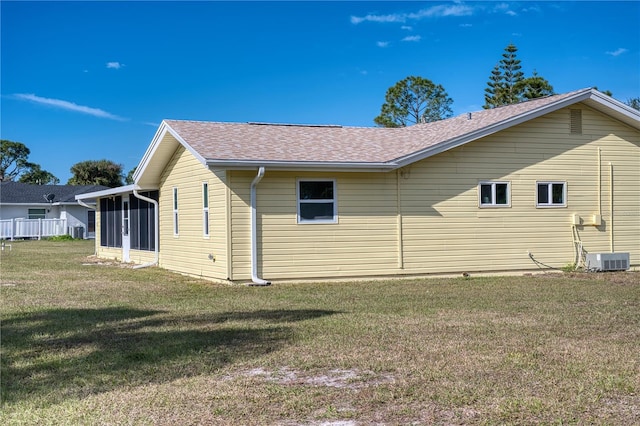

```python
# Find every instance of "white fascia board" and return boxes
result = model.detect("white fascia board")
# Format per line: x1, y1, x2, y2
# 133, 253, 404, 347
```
75, 184, 137, 201
206, 160, 397, 173
132, 122, 169, 183
587, 91, 640, 128
133, 121, 209, 187
0, 202, 54, 207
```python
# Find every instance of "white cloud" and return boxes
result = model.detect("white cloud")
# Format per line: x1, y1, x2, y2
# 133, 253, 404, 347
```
401, 25, 413, 31
459, 23, 473, 28
505, 10, 517, 16
351, 4, 473, 24
606, 48, 628, 57
402, 35, 421, 42
106, 61, 123, 69
377, 41, 390, 48
14, 93, 127, 121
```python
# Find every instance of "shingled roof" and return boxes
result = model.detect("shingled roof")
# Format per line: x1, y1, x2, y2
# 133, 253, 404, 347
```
134, 88, 640, 187
0, 182, 109, 204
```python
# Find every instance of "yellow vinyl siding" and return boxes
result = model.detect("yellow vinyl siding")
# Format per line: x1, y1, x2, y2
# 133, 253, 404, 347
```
127, 249, 156, 264
158, 144, 229, 280
229, 170, 400, 280
401, 105, 639, 273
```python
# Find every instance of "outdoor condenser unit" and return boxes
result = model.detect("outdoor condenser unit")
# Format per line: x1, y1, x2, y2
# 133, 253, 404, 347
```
68, 226, 84, 239
585, 253, 630, 272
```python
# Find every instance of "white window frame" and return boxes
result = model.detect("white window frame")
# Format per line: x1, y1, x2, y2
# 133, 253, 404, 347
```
536, 181, 567, 208
478, 181, 511, 208
202, 182, 209, 238
172, 187, 179, 236
297, 179, 337, 224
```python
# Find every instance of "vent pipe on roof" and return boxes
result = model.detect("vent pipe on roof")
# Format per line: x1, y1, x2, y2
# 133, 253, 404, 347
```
250, 167, 271, 286
467, 112, 472, 120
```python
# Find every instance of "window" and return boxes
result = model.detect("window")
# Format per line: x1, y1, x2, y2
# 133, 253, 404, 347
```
28, 208, 46, 219
87, 210, 96, 233
173, 187, 179, 235
537, 182, 566, 207
99, 196, 122, 248
479, 182, 510, 207
202, 182, 209, 237
297, 180, 337, 223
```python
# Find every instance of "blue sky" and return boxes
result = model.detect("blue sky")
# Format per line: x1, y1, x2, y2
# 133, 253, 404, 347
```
2, 1, 639, 183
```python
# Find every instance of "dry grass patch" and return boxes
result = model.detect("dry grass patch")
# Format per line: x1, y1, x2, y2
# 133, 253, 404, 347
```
1, 240, 639, 425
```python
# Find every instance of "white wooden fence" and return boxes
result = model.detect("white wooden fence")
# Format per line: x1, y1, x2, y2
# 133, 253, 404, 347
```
0, 218, 68, 240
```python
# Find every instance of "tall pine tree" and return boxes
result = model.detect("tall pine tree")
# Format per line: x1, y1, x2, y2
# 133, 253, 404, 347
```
484, 44, 553, 108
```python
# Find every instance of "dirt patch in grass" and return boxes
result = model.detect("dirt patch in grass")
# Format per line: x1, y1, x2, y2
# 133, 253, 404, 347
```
229, 366, 395, 389
81, 254, 136, 268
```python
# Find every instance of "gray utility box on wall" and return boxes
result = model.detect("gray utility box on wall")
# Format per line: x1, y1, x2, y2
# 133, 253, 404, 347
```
585, 253, 630, 271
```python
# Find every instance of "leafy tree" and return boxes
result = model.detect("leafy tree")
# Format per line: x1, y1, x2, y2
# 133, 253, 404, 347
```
19, 163, 60, 185
1, 140, 31, 181
517, 71, 554, 101
125, 166, 137, 185
1, 139, 58, 183
68, 159, 124, 187
626, 97, 640, 111
374, 76, 453, 127
484, 44, 553, 108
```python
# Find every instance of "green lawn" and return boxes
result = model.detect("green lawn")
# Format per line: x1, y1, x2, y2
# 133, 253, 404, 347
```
1, 240, 638, 425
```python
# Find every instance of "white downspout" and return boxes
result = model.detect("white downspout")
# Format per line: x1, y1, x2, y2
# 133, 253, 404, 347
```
132, 189, 159, 269
250, 167, 271, 286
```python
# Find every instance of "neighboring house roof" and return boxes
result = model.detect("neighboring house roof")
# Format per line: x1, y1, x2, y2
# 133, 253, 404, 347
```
0, 182, 109, 205
128, 87, 639, 188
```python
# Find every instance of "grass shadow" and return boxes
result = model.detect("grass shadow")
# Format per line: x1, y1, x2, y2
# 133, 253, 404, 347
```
1, 307, 339, 405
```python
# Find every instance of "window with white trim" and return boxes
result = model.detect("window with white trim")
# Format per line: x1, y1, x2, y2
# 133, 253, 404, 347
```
536, 181, 566, 207
28, 208, 46, 219
202, 182, 209, 237
479, 181, 510, 207
173, 187, 179, 235
297, 180, 337, 223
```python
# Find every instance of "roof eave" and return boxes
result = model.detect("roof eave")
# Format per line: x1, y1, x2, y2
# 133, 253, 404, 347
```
584, 90, 640, 129
75, 184, 139, 200
133, 121, 209, 188
205, 159, 397, 172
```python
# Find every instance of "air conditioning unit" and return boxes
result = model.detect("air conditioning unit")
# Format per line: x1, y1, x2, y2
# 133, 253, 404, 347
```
68, 226, 84, 239
585, 253, 630, 272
